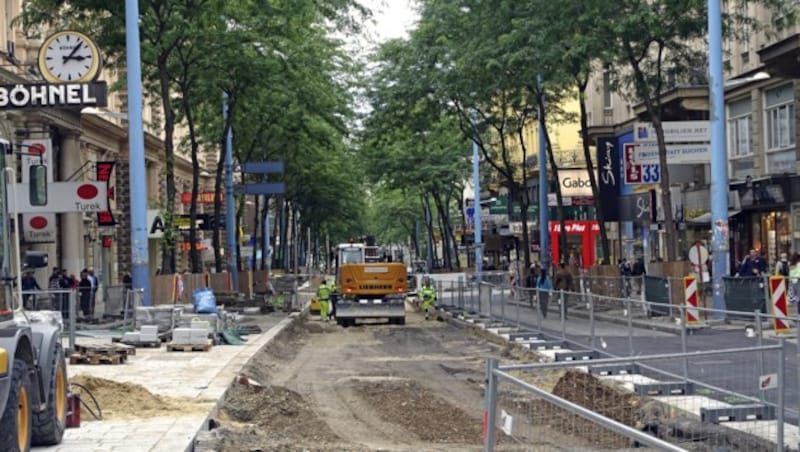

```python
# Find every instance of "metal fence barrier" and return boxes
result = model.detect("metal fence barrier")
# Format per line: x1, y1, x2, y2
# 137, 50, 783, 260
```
485, 344, 786, 451
21, 289, 77, 352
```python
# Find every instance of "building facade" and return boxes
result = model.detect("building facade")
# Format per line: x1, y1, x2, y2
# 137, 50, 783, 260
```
585, 7, 800, 271
0, 4, 210, 291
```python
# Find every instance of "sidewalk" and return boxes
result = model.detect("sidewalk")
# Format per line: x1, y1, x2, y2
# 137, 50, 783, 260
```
36, 312, 298, 452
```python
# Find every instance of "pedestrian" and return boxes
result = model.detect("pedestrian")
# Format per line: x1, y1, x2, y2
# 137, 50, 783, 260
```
420, 279, 436, 320
619, 258, 633, 298
775, 253, 789, 277
789, 254, 800, 306
739, 249, 766, 277
554, 262, 574, 319
536, 267, 553, 318
21, 271, 41, 309
87, 268, 98, 316
328, 278, 338, 320
48, 267, 62, 313
509, 269, 517, 300
78, 270, 93, 318
525, 263, 538, 308
317, 279, 331, 322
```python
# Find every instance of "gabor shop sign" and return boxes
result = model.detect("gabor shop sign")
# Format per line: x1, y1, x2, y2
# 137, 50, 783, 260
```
558, 169, 596, 197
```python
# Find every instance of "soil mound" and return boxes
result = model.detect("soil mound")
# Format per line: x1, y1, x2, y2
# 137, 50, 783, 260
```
70, 374, 210, 420
353, 379, 482, 444
220, 382, 339, 445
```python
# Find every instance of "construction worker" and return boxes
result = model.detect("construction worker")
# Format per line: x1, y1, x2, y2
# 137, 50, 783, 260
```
420, 279, 436, 320
318, 279, 331, 322
328, 279, 338, 320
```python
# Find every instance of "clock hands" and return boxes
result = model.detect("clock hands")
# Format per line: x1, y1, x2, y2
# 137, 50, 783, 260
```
62, 41, 84, 63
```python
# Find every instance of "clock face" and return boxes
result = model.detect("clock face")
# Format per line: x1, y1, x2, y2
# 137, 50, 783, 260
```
38, 31, 102, 83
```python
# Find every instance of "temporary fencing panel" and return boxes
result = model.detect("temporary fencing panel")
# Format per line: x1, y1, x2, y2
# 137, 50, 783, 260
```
723, 276, 766, 316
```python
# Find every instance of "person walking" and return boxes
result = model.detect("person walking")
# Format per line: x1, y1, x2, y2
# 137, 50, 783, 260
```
21, 271, 41, 309
775, 253, 790, 277
86, 268, 98, 316
554, 262, 574, 319
789, 254, 800, 307
420, 279, 437, 320
619, 258, 633, 298
536, 267, 553, 318
327, 278, 338, 320
317, 279, 331, 322
739, 249, 766, 276
48, 267, 62, 313
78, 271, 93, 318
525, 263, 538, 309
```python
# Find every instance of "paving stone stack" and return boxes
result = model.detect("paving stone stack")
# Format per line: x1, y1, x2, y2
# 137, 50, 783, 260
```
173, 320, 211, 346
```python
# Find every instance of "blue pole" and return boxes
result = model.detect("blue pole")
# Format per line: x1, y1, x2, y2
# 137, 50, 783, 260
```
263, 196, 270, 274
709, 0, 728, 318
223, 93, 238, 290
472, 112, 483, 283
125, 0, 150, 305
538, 75, 550, 273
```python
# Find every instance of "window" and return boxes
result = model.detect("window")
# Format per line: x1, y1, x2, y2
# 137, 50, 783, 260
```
727, 97, 752, 158
602, 66, 613, 110
728, 116, 752, 157
766, 103, 795, 150
764, 84, 796, 174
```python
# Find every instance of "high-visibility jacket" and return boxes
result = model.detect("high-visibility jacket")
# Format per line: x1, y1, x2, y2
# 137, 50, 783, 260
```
328, 281, 338, 293
318, 284, 331, 301
421, 286, 436, 303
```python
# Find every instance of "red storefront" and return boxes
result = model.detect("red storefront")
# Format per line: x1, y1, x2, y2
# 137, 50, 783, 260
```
548, 220, 600, 269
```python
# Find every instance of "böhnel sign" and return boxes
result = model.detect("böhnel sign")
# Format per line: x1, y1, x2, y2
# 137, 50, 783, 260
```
0, 82, 108, 109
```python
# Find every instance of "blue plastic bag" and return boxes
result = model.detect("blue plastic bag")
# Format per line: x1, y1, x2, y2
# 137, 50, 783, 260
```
192, 287, 218, 314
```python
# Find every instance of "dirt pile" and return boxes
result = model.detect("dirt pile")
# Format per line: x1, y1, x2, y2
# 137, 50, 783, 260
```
353, 379, 482, 444
70, 375, 210, 420
545, 370, 641, 448
216, 382, 343, 451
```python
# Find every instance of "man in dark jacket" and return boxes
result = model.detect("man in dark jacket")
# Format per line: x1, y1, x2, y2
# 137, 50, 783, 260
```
554, 262, 574, 319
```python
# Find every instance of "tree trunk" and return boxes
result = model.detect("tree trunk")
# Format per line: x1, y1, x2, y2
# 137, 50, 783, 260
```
157, 57, 176, 274
578, 85, 611, 263
539, 93, 566, 269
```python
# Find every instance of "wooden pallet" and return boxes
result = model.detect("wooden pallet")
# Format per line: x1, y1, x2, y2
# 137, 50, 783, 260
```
112, 338, 162, 348
69, 352, 127, 365
75, 343, 136, 357
166, 341, 212, 352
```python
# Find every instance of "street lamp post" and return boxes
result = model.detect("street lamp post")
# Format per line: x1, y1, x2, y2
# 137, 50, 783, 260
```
472, 112, 483, 284
538, 75, 550, 273
125, 0, 151, 305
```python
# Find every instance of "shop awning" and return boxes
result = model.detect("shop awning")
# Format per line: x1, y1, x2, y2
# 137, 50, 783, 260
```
686, 210, 741, 224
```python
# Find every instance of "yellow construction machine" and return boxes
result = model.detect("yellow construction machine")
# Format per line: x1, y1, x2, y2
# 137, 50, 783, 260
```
334, 243, 407, 326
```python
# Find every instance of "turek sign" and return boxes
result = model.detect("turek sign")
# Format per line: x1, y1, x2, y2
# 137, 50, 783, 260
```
558, 169, 596, 197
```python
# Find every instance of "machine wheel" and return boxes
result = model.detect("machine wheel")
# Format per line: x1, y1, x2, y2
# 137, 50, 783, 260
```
0, 359, 33, 452
32, 343, 67, 446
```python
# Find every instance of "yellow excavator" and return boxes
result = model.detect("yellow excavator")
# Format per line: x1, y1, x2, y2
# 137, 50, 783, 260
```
333, 243, 407, 326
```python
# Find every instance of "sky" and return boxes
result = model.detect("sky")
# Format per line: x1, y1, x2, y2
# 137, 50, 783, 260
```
355, 0, 418, 53
363, 0, 418, 43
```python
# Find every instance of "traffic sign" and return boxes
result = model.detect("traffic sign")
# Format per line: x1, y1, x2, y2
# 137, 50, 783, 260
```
234, 182, 285, 195
238, 161, 284, 174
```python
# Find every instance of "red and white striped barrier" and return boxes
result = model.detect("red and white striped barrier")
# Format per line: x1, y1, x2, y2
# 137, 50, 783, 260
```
683, 276, 700, 325
769, 276, 791, 334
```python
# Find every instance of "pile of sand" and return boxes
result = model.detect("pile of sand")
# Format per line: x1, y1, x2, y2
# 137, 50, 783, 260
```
70, 375, 211, 420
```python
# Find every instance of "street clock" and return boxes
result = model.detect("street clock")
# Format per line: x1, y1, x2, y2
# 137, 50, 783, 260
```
38, 30, 102, 83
